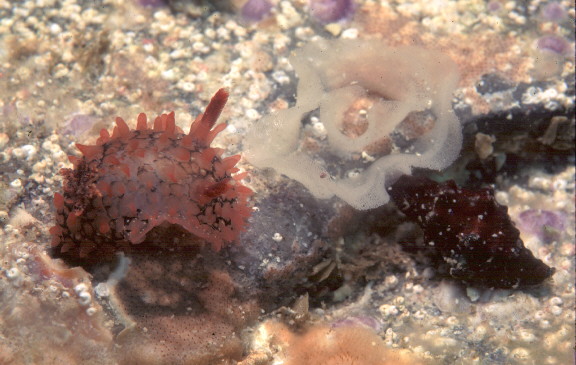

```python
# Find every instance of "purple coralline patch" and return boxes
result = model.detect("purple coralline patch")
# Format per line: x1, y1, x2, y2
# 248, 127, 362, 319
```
486, 1, 502, 12
518, 209, 566, 243
388, 175, 555, 289
537, 35, 571, 55
541, 2, 567, 22
241, 0, 273, 22
331, 316, 382, 332
136, 0, 166, 8
62, 114, 97, 137
309, 0, 355, 24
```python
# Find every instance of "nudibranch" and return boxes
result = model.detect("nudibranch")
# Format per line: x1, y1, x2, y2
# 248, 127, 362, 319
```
50, 89, 252, 259
388, 175, 555, 288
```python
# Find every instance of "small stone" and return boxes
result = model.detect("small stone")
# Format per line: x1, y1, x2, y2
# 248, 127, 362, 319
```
6, 267, 20, 279
74, 283, 88, 294
474, 133, 496, 159
177, 80, 195, 92
324, 23, 342, 36
0, 133, 9, 149
0, 211, 8, 224
10, 179, 22, 189
12, 148, 25, 159
341, 27, 358, 39
161, 69, 177, 81
539, 320, 551, 329
49, 23, 61, 35
550, 305, 562, 316
518, 329, 536, 343
94, 283, 110, 297
379, 304, 399, 317
21, 145, 38, 160
384, 275, 399, 288
466, 287, 481, 302
446, 316, 459, 326
78, 291, 92, 306
549, 296, 563, 306
246, 109, 261, 120
511, 347, 530, 360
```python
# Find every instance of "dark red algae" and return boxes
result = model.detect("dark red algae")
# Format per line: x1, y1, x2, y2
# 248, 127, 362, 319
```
387, 175, 555, 289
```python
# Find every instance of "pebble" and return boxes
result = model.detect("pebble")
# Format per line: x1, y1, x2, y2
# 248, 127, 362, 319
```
5, 267, 23, 287
412, 284, 424, 294
518, 329, 536, 343
529, 176, 552, 190
379, 304, 399, 317
32, 160, 48, 173
0, 151, 10, 163
191, 42, 209, 53
511, 347, 530, 360
384, 327, 398, 345
176, 80, 195, 92
539, 319, 551, 329
341, 28, 359, 39
549, 297, 563, 306
534, 310, 546, 320
49, 23, 61, 34
422, 267, 435, 279
495, 191, 509, 205
10, 179, 22, 189
276, 1, 302, 29
466, 287, 481, 302
413, 310, 426, 320
381, 275, 399, 290
471, 324, 487, 341
272, 70, 290, 84
245, 108, 261, 120
325, 23, 341, 36
0, 133, 9, 149
446, 316, 459, 326
11, 148, 25, 159
77, 291, 92, 306
549, 305, 562, 316
161, 69, 178, 81
169, 49, 191, 59
94, 283, 110, 297
74, 283, 88, 294
6, 267, 20, 280
0, 211, 8, 224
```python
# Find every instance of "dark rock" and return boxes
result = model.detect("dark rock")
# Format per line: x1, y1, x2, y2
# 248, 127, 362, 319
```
475, 73, 514, 95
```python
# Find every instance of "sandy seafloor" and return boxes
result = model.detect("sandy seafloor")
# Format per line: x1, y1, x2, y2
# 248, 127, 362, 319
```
0, 0, 574, 364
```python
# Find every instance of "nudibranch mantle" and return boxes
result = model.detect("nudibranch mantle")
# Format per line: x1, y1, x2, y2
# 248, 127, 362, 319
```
50, 89, 252, 259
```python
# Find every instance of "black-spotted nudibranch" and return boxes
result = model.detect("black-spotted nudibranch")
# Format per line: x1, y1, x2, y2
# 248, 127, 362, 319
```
388, 175, 555, 288
50, 89, 253, 260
